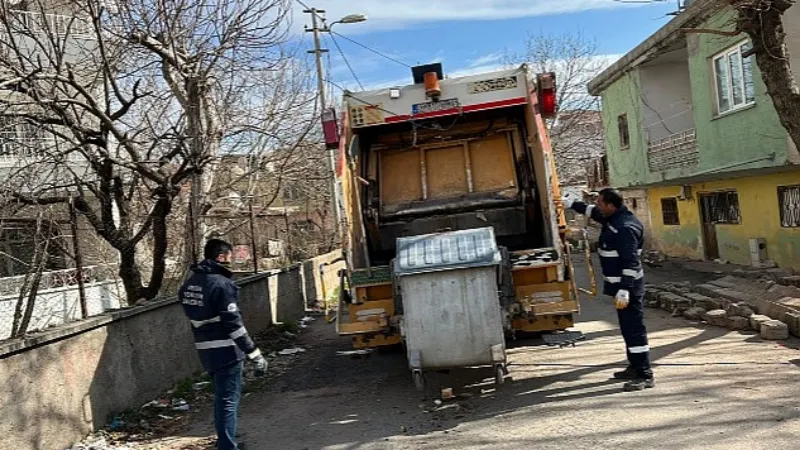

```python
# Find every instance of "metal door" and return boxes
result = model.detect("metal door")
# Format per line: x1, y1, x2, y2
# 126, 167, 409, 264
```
699, 191, 741, 260
699, 194, 719, 260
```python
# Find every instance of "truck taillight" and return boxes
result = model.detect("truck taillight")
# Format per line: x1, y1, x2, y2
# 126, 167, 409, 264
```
322, 107, 340, 150
537, 72, 557, 118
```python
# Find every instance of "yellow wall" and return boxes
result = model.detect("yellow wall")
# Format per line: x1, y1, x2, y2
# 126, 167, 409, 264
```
647, 170, 800, 271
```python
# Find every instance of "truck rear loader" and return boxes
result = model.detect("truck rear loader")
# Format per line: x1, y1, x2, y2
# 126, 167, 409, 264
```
332, 63, 595, 389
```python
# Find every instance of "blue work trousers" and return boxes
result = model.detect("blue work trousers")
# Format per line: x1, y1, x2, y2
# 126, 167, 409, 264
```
211, 361, 243, 450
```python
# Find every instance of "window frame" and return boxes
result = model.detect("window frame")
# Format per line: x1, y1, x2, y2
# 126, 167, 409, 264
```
778, 184, 800, 228
712, 40, 755, 115
617, 113, 630, 150
660, 197, 680, 226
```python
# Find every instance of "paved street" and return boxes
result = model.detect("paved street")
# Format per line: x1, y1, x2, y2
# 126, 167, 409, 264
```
140, 260, 800, 450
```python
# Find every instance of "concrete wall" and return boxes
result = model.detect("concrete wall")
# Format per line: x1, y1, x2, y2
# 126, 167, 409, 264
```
639, 55, 695, 143
786, 6, 800, 85
301, 250, 345, 311
601, 71, 649, 188
647, 170, 800, 271
0, 264, 310, 450
621, 188, 654, 248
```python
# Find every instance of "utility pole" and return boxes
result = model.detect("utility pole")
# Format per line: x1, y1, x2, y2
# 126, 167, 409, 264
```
304, 8, 342, 240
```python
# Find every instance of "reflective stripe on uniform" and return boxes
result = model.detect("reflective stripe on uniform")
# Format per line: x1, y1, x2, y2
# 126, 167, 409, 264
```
586, 205, 596, 217
607, 224, 618, 234
604, 276, 622, 283
598, 249, 619, 258
229, 327, 248, 340
190, 316, 221, 328
622, 269, 644, 279
637, 249, 643, 256
628, 345, 650, 354
195, 339, 235, 350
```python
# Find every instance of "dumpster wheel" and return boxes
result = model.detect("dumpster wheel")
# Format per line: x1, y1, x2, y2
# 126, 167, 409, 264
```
412, 370, 425, 392
494, 364, 506, 385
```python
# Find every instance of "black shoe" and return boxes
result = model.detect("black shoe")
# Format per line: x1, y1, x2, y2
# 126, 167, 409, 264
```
613, 366, 637, 380
623, 378, 655, 391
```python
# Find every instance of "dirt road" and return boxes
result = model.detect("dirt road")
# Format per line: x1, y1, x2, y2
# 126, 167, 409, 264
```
137, 262, 800, 450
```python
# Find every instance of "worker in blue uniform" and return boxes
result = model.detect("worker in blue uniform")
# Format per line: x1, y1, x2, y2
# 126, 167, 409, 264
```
179, 239, 268, 450
563, 188, 654, 391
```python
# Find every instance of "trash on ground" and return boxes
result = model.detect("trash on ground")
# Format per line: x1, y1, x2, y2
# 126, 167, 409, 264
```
278, 348, 306, 355
441, 388, 454, 400
301, 316, 316, 324
434, 399, 443, 406
66, 437, 132, 450
171, 398, 190, 411
141, 399, 169, 409
192, 381, 211, 391
336, 349, 374, 356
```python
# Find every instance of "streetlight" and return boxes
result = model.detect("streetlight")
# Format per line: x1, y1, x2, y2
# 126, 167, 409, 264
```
333, 13, 368, 26
304, 8, 367, 243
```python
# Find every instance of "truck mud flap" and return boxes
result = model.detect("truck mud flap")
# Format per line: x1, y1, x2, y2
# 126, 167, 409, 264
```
542, 331, 585, 348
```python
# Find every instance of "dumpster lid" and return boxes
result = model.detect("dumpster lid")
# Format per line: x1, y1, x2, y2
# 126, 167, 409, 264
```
394, 227, 501, 276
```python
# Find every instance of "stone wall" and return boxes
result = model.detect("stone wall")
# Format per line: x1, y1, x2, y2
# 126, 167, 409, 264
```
0, 262, 310, 450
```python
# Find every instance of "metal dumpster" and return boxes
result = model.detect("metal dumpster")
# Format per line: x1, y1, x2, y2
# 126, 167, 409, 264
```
394, 227, 507, 391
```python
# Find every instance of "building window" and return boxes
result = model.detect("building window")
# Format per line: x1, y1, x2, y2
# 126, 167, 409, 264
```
618, 114, 630, 149
778, 185, 800, 228
713, 40, 755, 114
700, 191, 741, 224
661, 198, 680, 225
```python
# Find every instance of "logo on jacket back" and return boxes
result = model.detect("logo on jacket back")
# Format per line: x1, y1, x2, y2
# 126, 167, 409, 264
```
227, 303, 238, 312
182, 285, 204, 307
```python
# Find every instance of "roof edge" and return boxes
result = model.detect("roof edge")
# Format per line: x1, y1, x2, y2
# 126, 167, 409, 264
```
587, 0, 724, 96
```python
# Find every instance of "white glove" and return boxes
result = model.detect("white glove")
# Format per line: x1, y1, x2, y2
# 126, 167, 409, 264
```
615, 289, 630, 310
561, 193, 576, 210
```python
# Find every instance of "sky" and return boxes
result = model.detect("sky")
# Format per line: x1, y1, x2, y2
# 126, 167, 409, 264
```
289, 0, 685, 95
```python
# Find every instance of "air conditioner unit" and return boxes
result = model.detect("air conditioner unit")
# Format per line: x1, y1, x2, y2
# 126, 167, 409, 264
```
749, 238, 772, 268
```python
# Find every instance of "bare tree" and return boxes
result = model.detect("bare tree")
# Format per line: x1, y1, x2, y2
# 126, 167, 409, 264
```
684, 1, 799, 148
504, 31, 608, 185
0, 0, 316, 303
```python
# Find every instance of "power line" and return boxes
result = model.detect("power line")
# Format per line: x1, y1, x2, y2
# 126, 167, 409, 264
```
329, 30, 412, 68
329, 32, 365, 91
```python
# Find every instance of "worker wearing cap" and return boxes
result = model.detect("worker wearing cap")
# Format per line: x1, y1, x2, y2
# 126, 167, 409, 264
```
562, 188, 654, 391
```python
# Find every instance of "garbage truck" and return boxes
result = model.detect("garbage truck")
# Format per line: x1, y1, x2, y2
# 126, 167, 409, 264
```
333, 63, 595, 390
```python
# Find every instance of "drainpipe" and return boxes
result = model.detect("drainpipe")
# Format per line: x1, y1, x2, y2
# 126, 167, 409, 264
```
687, 152, 776, 177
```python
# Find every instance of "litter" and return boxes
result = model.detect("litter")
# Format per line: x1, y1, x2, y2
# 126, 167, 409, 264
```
278, 348, 306, 355
336, 349, 374, 356
300, 316, 316, 324
441, 388, 454, 400
193, 381, 211, 391
171, 398, 190, 412
66, 437, 132, 450
141, 399, 169, 409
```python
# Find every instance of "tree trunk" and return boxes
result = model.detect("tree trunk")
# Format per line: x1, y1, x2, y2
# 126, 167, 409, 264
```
14, 219, 53, 337
737, 2, 800, 149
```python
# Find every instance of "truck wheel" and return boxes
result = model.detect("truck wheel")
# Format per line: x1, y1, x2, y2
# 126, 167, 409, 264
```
412, 370, 425, 392
494, 364, 506, 385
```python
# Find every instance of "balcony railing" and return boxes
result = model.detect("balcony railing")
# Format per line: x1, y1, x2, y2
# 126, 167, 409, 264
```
4, 10, 94, 40
648, 128, 699, 172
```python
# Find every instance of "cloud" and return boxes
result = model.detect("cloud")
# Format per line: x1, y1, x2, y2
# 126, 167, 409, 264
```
290, 0, 644, 34
467, 52, 505, 68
